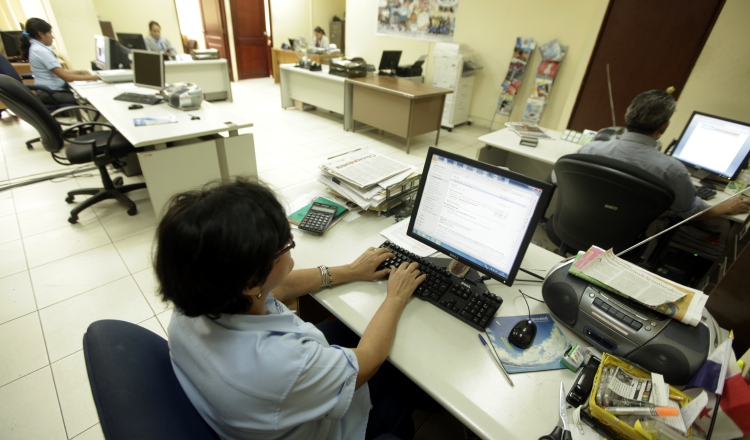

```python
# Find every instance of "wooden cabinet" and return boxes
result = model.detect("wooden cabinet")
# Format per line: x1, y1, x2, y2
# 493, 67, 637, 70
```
329, 21, 345, 53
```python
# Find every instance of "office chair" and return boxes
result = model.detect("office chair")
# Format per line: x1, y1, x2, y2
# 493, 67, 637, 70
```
83, 320, 219, 440
0, 54, 78, 149
0, 74, 146, 224
546, 154, 675, 258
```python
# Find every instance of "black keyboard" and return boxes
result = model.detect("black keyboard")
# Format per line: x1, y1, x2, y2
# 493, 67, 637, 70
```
113, 92, 163, 105
694, 185, 716, 200
376, 241, 503, 330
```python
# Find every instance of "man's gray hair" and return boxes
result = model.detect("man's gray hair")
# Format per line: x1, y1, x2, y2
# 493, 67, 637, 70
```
624, 90, 676, 134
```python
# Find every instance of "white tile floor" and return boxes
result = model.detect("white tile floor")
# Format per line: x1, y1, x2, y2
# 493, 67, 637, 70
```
0, 76, 520, 439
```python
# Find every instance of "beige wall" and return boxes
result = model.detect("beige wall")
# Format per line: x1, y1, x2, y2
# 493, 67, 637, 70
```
93, 0, 182, 54
174, 0, 203, 49
662, 0, 750, 143
270, 0, 310, 48
345, 0, 609, 130
47, 0, 100, 70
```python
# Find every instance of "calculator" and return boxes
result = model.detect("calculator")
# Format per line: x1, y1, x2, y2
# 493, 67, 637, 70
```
299, 202, 338, 234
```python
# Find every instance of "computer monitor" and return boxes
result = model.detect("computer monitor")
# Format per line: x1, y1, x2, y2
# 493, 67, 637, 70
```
378, 50, 402, 73
132, 49, 164, 90
670, 111, 750, 183
1, 30, 23, 58
406, 147, 553, 287
94, 35, 132, 70
117, 32, 147, 50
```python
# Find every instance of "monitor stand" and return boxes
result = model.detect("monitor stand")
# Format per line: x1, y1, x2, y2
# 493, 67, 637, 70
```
422, 256, 489, 293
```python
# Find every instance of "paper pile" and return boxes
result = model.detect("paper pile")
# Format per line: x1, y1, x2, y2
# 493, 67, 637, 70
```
317, 148, 418, 211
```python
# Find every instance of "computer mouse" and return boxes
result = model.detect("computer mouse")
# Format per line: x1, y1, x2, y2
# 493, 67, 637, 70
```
128, 104, 143, 110
508, 319, 537, 349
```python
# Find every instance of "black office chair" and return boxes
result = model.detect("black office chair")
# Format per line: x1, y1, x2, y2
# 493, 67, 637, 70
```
0, 54, 79, 149
83, 320, 219, 440
546, 154, 675, 258
0, 74, 146, 223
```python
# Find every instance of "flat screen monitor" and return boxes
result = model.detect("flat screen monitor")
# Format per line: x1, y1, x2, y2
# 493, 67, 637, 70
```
671, 111, 750, 182
132, 49, 164, 90
406, 147, 552, 286
117, 32, 146, 50
378, 50, 402, 71
1, 30, 23, 58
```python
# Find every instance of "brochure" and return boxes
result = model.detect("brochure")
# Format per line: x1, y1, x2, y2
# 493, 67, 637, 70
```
485, 313, 570, 374
505, 122, 551, 139
133, 115, 178, 126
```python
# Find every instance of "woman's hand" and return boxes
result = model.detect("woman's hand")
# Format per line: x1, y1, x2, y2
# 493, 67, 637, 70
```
386, 261, 425, 302
345, 247, 394, 281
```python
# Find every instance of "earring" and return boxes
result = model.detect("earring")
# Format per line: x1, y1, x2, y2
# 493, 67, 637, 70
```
257, 292, 262, 299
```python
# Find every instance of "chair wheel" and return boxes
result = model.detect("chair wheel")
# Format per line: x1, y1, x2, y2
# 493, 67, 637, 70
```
127, 207, 138, 216
447, 127, 453, 132
66, 195, 75, 203
68, 215, 78, 224
113, 177, 124, 187
26, 142, 34, 150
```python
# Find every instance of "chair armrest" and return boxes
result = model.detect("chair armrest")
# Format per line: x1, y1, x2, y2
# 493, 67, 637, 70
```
21, 73, 34, 80
52, 105, 101, 124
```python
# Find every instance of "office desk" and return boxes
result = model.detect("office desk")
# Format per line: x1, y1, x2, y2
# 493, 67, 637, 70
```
346, 77, 452, 154
69, 82, 256, 218
279, 65, 349, 126
477, 128, 580, 181
280, 181, 592, 440
271, 48, 343, 83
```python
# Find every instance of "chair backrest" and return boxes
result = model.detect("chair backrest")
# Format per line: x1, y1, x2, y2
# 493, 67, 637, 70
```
551, 153, 675, 254
0, 54, 24, 82
83, 320, 219, 440
0, 74, 64, 153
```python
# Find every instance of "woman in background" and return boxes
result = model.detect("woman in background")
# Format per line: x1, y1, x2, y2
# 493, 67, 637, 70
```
145, 21, 177, 58
20, 18, 98, 105
313, 26, 329, 49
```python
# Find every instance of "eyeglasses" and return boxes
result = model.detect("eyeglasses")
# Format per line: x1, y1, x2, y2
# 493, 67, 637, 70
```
273, 239, 296, 259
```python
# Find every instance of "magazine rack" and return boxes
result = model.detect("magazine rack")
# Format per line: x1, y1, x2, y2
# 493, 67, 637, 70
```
489, 37, 536, 132
522, 39, 567, 124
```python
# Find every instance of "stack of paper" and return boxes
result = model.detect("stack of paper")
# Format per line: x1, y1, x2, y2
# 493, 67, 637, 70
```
317, 148, 417, 210
505, 122, 551, 139
569, 246, 707, 326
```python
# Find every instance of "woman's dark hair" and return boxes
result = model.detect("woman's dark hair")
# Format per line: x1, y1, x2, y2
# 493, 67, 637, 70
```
149, 21, 160, 30
20, 18, 52, 59
314, 26, 326, 35
154, 178, 291, 317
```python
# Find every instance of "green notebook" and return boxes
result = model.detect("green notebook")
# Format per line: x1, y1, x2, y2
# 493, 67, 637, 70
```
289, 197, 348, 225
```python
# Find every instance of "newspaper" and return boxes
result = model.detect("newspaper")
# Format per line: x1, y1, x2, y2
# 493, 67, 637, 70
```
504, 122, 551, 139
320, 148, 410, 189
570, 246, 706, 326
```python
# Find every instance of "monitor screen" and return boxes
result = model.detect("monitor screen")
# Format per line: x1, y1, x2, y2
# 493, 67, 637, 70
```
94, 35, 108, 68
671, 111, 750, 182
117, 33, 146, 50
379, 50, 402, 71
132, 50, 164, 90
1, 30, 23, 58
407, 147, 552, 286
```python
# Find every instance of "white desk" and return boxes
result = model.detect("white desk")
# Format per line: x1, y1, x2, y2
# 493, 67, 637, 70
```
279, 64, 350, 128
165, 59, 232, 102
70, 82, 256, 218
477, 128, 580, 181
280, 181, 593, 440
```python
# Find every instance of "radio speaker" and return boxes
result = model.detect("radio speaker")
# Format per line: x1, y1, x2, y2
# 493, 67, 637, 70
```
542, 266, 588, 326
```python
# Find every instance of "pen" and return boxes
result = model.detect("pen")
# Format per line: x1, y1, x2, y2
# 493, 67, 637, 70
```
478, 334, 514, 387
604, 406, 680, 417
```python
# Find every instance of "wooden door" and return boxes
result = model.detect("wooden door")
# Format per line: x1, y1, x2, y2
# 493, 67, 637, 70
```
199, 0, 233, 80
229, 0, 270, 79
568, 0, 724, 132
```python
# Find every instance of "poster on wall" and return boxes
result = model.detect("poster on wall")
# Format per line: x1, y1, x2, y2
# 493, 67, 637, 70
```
376, 0, 459, 42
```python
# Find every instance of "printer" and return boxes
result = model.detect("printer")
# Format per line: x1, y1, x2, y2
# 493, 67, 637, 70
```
396, 57, 425, 77
161, 82, 203, 111
542, 260, 723, 385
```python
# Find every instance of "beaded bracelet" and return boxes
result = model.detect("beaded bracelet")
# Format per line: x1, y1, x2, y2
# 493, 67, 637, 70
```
318, 265, 333, 288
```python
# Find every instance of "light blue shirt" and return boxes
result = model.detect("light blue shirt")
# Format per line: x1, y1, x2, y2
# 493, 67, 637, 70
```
575, 131, 708, 218
28, 39, 66, 91
168, 294, 371, 440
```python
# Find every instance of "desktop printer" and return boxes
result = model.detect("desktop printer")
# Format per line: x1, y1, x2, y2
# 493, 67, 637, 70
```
542, 260, 723, 385
162, 82, 203, 111
396, 58, 425, 77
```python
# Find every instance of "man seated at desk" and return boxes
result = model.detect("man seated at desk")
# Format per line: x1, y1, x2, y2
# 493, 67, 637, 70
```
145, 20, 176, 59
552, 90, 750, 257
